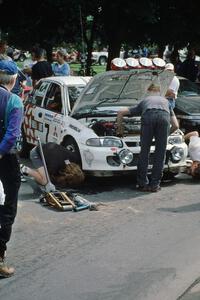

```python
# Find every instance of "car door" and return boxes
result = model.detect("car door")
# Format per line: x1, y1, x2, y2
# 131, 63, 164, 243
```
42, 82, 64, 143
23, 80, 50, 145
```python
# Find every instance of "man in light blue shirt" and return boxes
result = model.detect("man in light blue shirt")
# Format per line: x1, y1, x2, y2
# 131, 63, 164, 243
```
52, 49, 70, 76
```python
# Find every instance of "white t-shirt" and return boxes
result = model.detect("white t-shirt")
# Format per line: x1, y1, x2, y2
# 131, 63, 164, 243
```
189, 136, 200, 161
168, 76, 180, 98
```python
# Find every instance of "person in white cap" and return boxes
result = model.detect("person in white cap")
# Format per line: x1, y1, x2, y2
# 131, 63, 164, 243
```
165, 63, 180, 132
165, 63, 180, 109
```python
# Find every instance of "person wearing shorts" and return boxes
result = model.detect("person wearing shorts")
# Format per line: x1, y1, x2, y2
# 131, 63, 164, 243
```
21, 142, 85, 187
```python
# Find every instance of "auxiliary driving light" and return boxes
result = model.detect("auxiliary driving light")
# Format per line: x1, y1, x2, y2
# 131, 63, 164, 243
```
170, 147, 184, 163
118, 149, 133, 165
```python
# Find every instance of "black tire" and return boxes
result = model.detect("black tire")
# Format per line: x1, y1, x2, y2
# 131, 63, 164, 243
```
162, 171, 178, 181
98, 56, 107, 66
62, 137, 81, 166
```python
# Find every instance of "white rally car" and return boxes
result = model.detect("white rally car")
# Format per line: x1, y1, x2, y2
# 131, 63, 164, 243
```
23, 70, 188, 177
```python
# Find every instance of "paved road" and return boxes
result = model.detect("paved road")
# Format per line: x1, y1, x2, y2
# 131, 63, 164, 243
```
0, 173, 200, 300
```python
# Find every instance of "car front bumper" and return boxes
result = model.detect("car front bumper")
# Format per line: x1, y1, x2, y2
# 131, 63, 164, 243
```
80, 142, 188, 177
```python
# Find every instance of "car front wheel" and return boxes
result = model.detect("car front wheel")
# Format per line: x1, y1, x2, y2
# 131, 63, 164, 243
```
62, 136, 82, 166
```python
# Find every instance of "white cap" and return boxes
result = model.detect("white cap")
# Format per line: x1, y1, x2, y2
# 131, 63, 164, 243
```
165, 63, 174, 71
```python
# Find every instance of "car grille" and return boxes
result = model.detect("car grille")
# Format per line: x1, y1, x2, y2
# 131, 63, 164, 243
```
125, 141, 156, 147
107, 150, 170, 167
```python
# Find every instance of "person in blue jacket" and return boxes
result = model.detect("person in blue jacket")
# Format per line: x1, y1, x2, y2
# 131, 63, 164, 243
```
0, 60, 24, 278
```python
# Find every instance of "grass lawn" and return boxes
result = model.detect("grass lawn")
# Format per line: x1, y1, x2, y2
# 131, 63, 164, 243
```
70, 63, 106, 75
17, 61, 106, 75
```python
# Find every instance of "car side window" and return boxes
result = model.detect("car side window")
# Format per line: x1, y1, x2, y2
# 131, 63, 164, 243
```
31, 81, 49, 106
43, 83, 63, 113
68, 86, 84, 110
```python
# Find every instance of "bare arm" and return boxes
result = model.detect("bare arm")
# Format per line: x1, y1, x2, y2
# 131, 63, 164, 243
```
170, 115, 179, 133
116, 108, 130, 137
184, 131, 199, 141
166, 89, 175, 98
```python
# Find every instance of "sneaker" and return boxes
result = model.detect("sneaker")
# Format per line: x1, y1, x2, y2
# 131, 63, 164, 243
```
0, 259, 15, 278
20, 164, 29, 176
20, 175, 27, 183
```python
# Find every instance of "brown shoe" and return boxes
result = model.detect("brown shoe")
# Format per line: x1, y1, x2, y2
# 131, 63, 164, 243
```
136, 185, 150, 192
0, 259, 15, 278
149, 186, 161, 192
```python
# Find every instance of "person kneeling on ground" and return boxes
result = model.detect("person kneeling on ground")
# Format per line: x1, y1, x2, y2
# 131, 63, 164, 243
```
20, 142, 85, 188
184, 131, 200, 179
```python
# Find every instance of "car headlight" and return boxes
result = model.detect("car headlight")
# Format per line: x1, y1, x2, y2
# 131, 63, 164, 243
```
118, 149, 133, 164
86, 137, 123, 148
168, 135, 183, 145
170, 146, 184, 163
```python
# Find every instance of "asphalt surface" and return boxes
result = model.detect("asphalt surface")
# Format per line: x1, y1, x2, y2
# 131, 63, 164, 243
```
0, 172, 200, 300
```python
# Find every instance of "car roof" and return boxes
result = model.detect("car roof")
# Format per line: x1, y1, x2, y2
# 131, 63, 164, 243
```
41, 76, 92, 86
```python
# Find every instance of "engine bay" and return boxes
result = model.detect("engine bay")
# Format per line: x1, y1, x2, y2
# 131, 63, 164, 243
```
88, 117, 141, 137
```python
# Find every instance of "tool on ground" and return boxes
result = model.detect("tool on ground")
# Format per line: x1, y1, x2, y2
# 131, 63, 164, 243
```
37, 137, 92, 212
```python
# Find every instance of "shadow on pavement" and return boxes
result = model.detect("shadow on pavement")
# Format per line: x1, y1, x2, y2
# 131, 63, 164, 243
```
158, 202, 200, 213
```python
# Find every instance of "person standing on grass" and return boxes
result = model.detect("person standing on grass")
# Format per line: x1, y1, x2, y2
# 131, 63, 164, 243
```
52, 49, 70, 76
31, 47, 53, 88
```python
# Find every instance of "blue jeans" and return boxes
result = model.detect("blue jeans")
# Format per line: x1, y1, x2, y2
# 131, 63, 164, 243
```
0, 154, 21, 258
168, 98, 175, 109
137, 109, 170, 188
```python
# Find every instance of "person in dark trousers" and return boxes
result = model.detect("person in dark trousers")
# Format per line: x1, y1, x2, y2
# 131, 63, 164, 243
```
117, 83, 176, 192
20, 142, 85, 188
0, 60, 24, 277
31, 47, 53, 88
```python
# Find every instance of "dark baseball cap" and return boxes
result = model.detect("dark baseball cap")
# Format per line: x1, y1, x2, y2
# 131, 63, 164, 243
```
0, 60, 18, 75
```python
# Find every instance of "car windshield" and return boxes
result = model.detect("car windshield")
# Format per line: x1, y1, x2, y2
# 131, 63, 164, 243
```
72, 69, 173, 117
178, 78, 200, 96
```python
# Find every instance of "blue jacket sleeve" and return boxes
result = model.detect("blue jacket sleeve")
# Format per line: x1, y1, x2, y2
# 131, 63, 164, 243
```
0, 95, 24, 155
61, 63, 70, 76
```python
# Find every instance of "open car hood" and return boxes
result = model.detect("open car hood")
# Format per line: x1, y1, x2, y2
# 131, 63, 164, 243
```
71, 69, 174, 117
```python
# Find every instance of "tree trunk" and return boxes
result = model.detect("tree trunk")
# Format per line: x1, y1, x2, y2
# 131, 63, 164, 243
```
106, 40, 122, 71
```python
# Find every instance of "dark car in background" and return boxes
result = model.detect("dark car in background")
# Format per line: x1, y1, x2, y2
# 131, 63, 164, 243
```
175, 77, 200, 133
